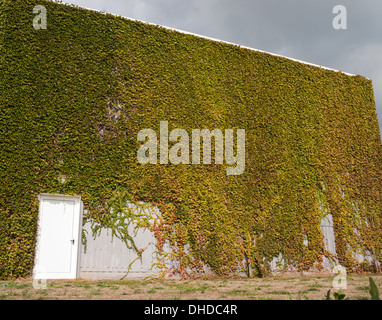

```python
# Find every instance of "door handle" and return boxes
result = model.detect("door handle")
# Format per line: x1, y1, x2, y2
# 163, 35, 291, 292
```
70, 239, 75, 245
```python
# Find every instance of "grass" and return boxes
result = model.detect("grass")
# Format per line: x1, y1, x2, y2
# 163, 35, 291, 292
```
22, 289, 32, 298
0, 274, 380, 300
0, 281, 30, 289
309, 282, 322, 288
226, 289, 249, 296
176, 283, 213, 293
77, 283, 91, 289
356, 285, 369, 292
268, 290, 292, 295
180, 287, 199, 293
199, 284, 211, 292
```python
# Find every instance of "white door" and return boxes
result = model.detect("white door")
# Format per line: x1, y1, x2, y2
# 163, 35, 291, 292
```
33, 194, 82, 279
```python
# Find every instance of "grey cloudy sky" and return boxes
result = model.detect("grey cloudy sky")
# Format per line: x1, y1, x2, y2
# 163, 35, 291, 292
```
62, 0, 382, 137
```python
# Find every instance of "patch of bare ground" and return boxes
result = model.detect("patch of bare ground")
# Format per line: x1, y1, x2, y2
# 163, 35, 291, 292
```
0, 274, 381, 300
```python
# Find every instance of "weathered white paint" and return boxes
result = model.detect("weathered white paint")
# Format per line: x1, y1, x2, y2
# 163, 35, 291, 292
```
33, 194, 82, 279
320, 213, 343, 271
270, 252, 286, 274
79, 221, 164, 280
79, 203, 172, 280
320, 214, 337, 255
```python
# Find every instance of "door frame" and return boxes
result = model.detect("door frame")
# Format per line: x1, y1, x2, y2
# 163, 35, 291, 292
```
33, 193, 83, 279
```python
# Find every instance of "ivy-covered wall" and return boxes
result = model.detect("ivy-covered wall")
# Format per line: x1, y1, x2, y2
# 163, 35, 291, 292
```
1, 0, 382, 279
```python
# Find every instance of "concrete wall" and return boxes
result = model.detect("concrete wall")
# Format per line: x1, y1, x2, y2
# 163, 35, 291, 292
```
78, 210, 377, 280
79, 222, 165, 280
78, 213, 343, 280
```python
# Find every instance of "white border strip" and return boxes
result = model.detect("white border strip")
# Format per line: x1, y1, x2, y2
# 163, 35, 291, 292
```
60, 1, 356, 76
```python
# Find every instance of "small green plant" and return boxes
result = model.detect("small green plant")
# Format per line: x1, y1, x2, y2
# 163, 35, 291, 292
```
333, 290, 349, 300
356, 285, 369, 292
329, 277, 379, 300
177, 285, 199, 293
152, 286, 164, 290
199, 283, 211, 293
96, 282, 107, 288
297, 290, 308, 294
268, 290, 291, 295
226, 289, 255, 297
95, 281, 119, 290
77, 282, 90, 289
326, 278, 380, 301
22, 289, 32, 298
0, 282, 11, 287
368, 277, 380, 300
309, 282, 322, 288
325, 289, 349, 300
0, 281, 29, 289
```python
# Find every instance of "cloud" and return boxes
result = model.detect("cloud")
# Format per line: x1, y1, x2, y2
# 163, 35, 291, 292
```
62, 0, 382, 134
342, 43, 382, 125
